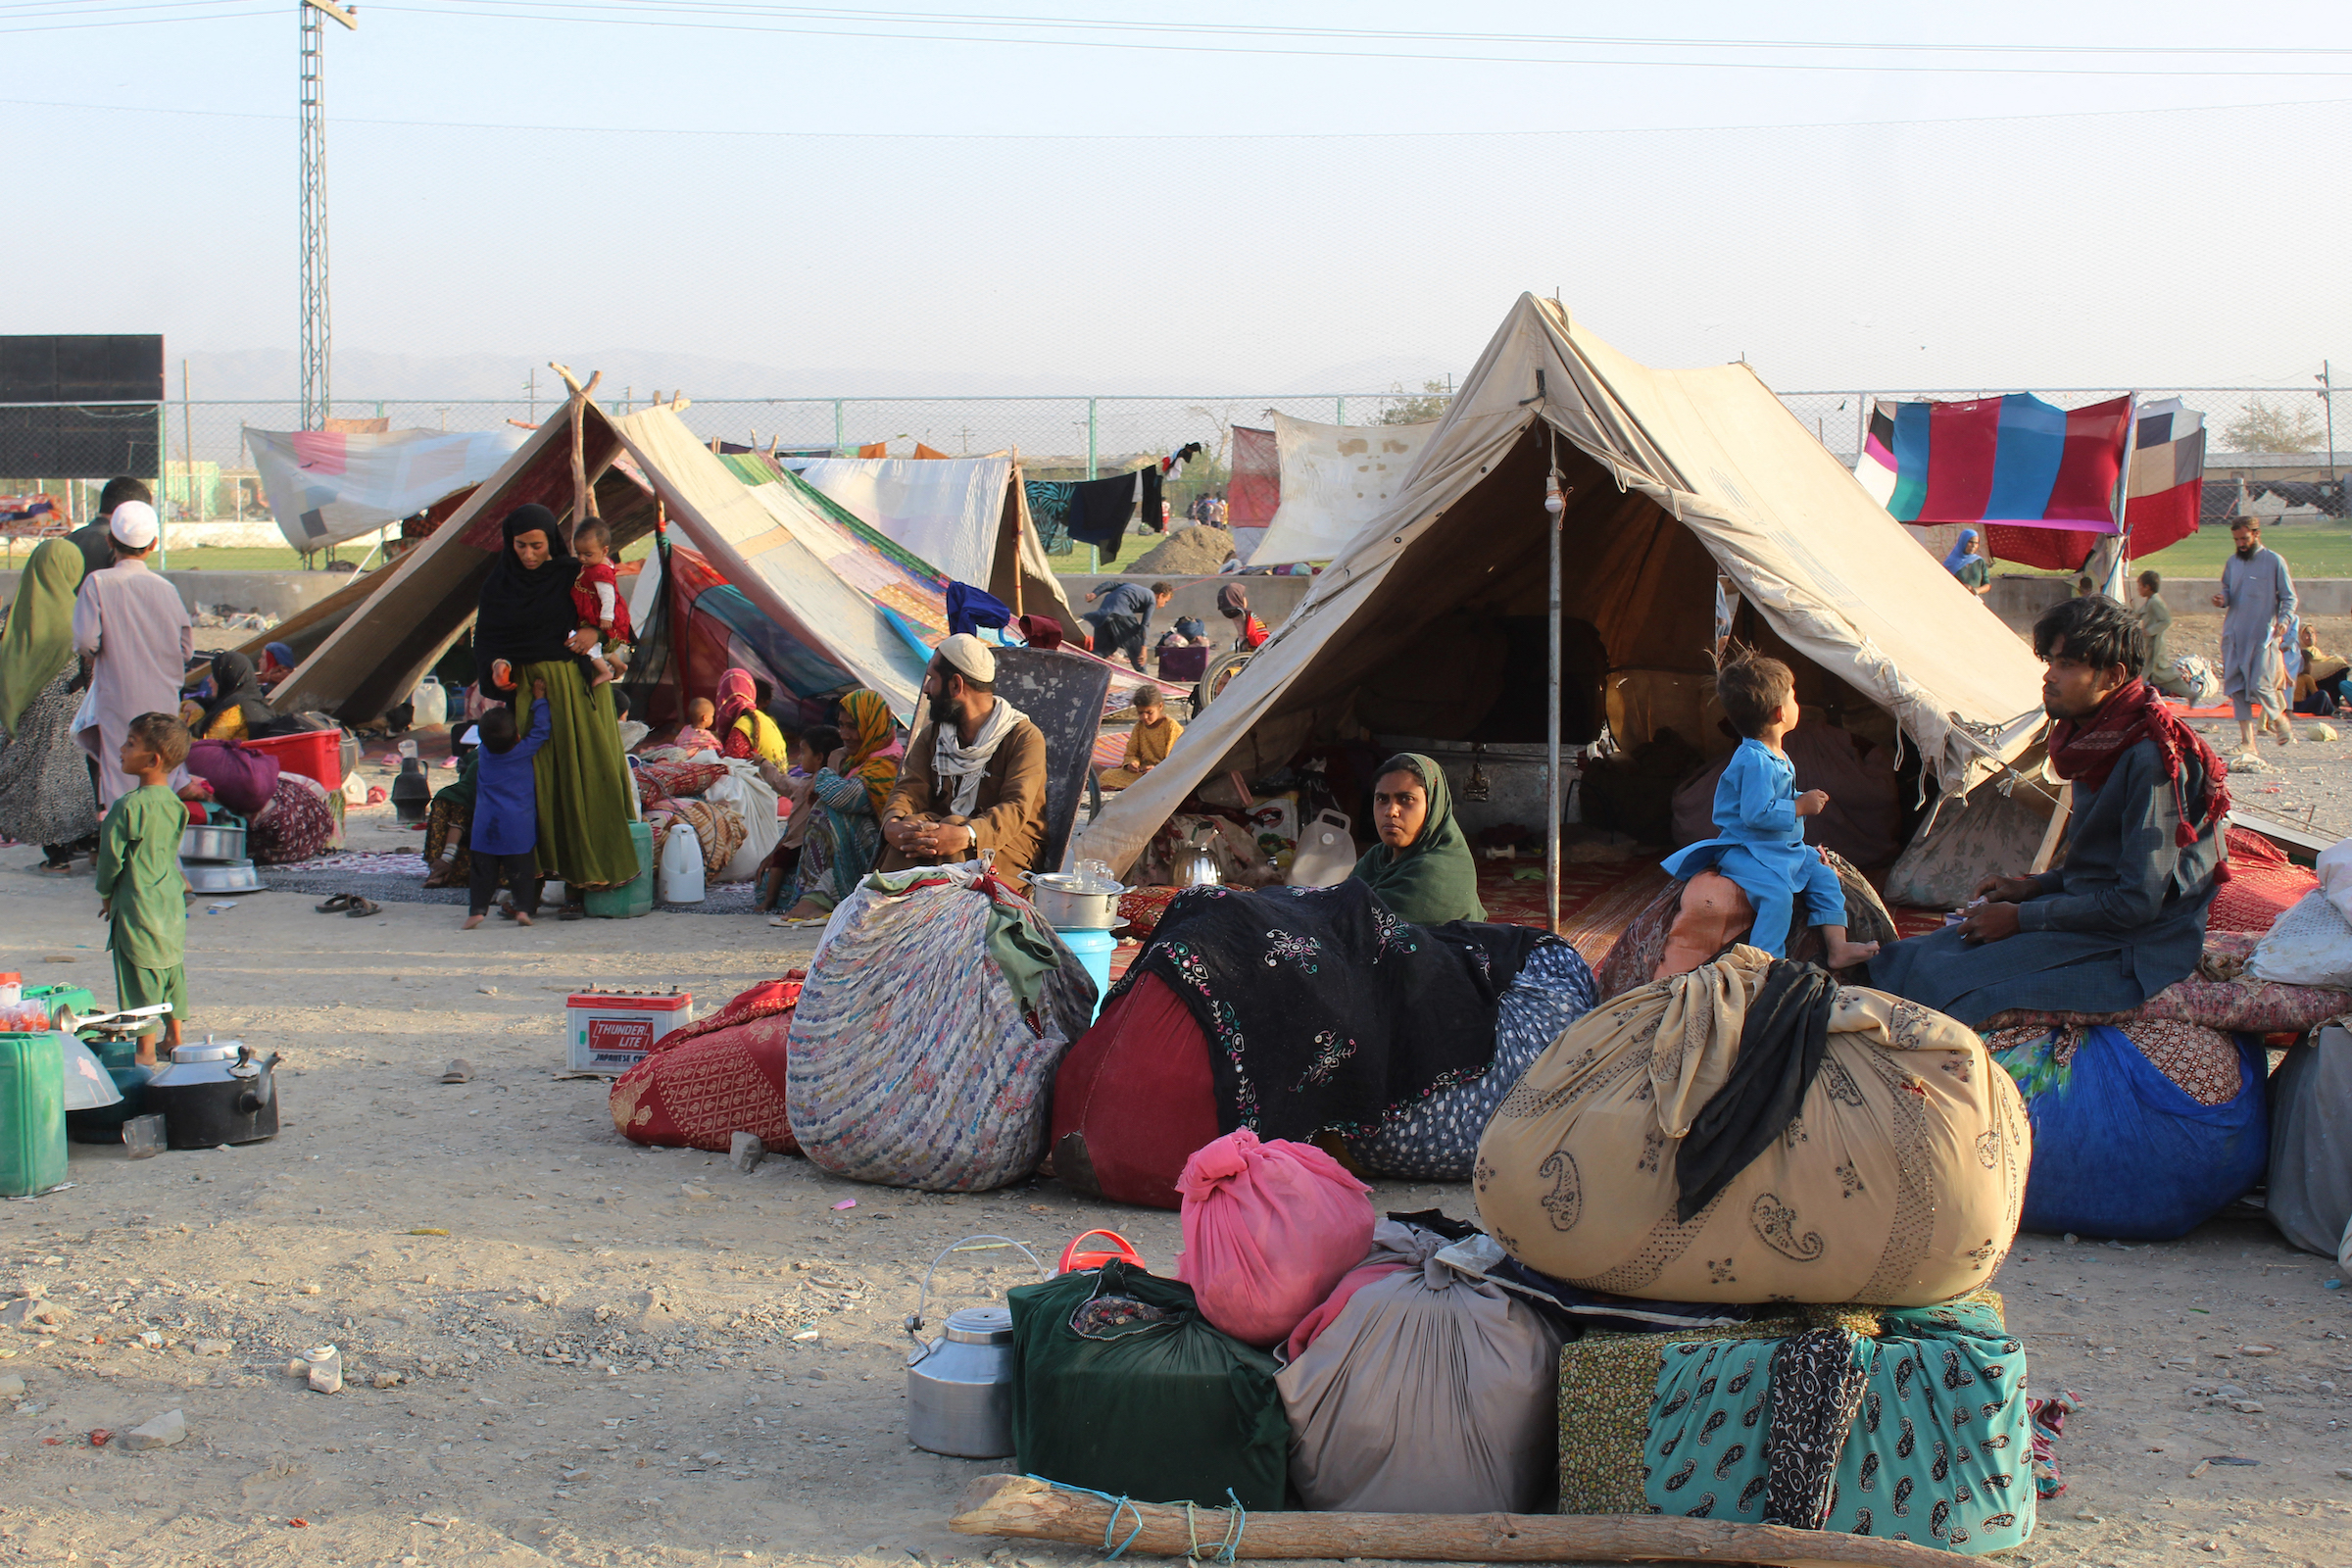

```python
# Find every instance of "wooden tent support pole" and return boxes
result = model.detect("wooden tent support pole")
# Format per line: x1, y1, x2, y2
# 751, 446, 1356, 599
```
549, 363, 603, 535
948, 1476, 1979, 1568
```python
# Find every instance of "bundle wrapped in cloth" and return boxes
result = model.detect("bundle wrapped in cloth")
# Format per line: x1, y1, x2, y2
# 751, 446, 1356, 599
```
1476, 946, 2030, 1306
786, 863, 1096, 1192
1556, 1291, 2034, 1556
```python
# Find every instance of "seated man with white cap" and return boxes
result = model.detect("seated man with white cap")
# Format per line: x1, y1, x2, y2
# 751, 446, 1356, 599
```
71, 499, 194, 807
877, 633, 1051, 882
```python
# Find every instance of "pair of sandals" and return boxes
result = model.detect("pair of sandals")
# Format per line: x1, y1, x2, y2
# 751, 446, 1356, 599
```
314, 893, 382, 918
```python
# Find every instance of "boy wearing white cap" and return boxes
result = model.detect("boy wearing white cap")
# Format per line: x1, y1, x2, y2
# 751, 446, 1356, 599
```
878, 633, 1051, 882
71, 501, 195, 807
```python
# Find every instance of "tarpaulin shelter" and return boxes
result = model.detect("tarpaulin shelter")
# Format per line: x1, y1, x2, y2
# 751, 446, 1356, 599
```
1247, 413, 1441, 565
246, 424, 529, 551
1076, 294, 2050, 895
270, 402, 935, 723
627, 449, 1191, 724
784, 453, 1082, 643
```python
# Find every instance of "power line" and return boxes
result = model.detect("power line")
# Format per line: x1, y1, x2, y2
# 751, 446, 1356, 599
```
1, 90, 2344, 141
10, 0, 2352, 77
379, 5, 2352, 77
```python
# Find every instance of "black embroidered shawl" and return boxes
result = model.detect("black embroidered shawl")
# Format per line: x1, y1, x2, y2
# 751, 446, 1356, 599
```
1112, 878, 1555, 1141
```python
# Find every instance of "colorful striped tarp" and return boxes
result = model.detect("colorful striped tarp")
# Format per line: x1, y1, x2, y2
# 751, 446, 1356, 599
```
1857, 394, 2207, 570
1859, 392, 2132, 532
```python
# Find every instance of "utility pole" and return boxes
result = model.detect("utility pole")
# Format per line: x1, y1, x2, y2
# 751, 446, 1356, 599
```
298, 0, 358, 431
2321, 362, 2338, 518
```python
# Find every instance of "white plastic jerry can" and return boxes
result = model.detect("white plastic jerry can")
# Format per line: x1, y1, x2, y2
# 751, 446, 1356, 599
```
658, 822, 706, 904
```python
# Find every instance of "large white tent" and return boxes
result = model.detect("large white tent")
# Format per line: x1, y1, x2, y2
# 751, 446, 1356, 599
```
1077, 294, 2049, 877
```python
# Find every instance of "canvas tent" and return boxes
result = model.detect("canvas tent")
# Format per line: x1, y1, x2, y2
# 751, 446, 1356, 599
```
785, 454, 1081, 642
270, 402, 935, 724
1076, 294, 2050, 879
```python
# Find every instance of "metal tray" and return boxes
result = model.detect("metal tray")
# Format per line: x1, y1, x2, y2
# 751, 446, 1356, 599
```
183, 859, 266, 894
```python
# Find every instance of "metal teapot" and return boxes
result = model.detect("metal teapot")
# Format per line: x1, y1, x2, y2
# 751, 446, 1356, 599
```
903, 1235, 1048, 1459
1169, 826, 1221, 890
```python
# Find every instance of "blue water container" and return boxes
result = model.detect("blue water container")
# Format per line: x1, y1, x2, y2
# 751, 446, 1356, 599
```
1054, 928, 1119, 1027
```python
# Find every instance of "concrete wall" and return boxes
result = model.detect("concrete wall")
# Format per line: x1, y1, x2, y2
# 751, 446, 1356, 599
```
0, 568, 358, 621
1059, 572, 1313, 636
1987, 574, 2352, 630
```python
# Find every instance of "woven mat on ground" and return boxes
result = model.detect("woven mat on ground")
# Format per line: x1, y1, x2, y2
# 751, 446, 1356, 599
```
1473, 857, 1677, 961
254, 865, 763, 916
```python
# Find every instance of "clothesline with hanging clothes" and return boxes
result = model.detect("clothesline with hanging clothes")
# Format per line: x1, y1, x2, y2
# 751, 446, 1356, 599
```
1061, 443, 1205, 564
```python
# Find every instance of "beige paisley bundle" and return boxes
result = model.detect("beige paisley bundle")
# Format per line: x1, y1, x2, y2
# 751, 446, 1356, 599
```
1475, 946, 2030, 1307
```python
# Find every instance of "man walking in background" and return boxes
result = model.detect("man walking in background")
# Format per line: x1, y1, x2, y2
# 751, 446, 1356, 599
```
2213, 517, 2297, 760
65, 477, 154, 579
72, 501, 193, 808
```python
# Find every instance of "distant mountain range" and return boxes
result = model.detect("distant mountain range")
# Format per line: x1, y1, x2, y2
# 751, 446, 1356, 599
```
179, 348, 1458, 404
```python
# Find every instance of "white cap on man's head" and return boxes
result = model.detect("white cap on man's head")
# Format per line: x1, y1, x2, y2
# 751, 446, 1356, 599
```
935, 632, 997, 685
109, 500, 159, 549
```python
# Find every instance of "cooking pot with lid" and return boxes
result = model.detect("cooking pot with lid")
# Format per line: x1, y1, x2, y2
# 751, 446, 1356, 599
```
145, 1037, 282, 1150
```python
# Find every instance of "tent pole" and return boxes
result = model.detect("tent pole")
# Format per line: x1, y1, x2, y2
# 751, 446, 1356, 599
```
1545, 453, 1564, 939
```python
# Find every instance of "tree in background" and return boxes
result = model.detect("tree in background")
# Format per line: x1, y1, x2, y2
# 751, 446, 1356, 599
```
2222, 394, 2326, 454
1379, 377, 1453, 425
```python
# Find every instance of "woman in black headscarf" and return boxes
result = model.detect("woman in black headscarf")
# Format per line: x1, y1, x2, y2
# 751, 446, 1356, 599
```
473, 504, 638, 894
193, 651, 276, 741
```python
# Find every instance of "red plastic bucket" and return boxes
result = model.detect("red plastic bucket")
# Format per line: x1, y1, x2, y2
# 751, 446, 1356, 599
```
239, 729, 342, 791
1056, 1229, 1146, 1274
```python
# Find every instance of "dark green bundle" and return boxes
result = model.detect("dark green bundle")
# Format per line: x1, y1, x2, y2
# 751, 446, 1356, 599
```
1006, 1260, 1288, 1509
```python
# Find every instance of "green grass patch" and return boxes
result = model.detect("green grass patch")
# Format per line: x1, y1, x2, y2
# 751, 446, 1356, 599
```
2008, 523, 2352, 579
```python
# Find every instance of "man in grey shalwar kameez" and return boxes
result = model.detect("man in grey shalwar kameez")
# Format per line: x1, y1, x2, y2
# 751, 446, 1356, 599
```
71, 501, 192, 808
1867, 596, 2227, 1028
2213, 516, 2296, 756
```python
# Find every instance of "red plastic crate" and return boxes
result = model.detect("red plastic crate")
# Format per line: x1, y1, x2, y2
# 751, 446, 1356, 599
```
239, 728, 342, 791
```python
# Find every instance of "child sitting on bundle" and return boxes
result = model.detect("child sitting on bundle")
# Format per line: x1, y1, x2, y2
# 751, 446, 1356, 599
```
672, 697, 721, 755
1656, 648, 1879, 975
568, 521, 633, 686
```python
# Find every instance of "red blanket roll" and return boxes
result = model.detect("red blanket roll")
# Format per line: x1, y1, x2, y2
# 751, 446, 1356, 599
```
1049, 972, 1220, 1210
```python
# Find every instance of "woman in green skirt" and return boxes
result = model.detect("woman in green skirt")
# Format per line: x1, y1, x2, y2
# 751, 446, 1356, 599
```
473, 504, 637, 895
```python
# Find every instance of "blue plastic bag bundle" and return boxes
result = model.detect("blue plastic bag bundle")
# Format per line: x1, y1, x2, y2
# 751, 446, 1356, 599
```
1989, 1023, 2268, 1242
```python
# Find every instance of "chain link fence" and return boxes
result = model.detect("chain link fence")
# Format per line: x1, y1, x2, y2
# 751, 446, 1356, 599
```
3, 384, 2341, 559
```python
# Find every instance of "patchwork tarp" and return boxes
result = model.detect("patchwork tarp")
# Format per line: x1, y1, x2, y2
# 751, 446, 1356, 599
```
1248, 413, 1440, 565
270, 403, 929, 722
785, 453, 1079, 640
246, 425, 528, 550
1076, 294, 2051, 877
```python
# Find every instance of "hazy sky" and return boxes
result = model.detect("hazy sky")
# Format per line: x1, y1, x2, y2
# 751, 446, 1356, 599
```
5, 0, 2349, 396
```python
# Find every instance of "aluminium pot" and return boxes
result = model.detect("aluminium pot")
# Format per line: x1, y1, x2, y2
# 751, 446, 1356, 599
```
178, 818, 248, 863
1026, 873, 1129, 930
145, 1037, 281, 1150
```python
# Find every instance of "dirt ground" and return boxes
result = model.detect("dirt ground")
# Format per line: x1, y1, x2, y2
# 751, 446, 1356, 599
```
1, 849, 2348, 1568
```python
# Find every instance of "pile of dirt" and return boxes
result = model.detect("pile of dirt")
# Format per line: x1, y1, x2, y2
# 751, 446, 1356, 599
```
1126, 524, 1237, 575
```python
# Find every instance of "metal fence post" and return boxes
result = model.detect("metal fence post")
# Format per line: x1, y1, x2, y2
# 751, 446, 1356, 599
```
1086, 397, 1101, 571
1336, 397, 1347, 425
156, 401, 169, 569
833, 399, 845, 453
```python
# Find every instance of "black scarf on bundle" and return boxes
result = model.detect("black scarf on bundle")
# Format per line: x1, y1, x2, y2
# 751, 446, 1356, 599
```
1111, 878, 1556, 1141
1675, 959, 1839, 1221
201, 651, 277, 737
473, 503, 582, 690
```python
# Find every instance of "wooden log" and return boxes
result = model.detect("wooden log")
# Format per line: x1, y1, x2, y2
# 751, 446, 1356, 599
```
949, 1475, 1983, 1568
549, 363, 604, 534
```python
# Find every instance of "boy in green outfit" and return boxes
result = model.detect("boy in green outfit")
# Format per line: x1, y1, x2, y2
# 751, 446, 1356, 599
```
94, 710, 190, 1065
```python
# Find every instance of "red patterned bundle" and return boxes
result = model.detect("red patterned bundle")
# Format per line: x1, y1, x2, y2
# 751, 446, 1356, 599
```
609, 973, 804, 1153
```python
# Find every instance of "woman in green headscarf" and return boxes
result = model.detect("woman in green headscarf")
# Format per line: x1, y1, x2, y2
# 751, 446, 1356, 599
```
0, 538, 102, 870
1350, 752, 1486, 924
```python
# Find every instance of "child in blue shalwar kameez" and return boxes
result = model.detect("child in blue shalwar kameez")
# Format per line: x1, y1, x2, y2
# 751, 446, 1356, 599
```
1661, 650, 1880, 969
